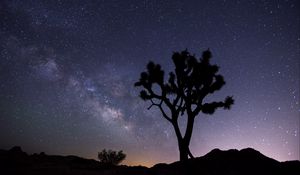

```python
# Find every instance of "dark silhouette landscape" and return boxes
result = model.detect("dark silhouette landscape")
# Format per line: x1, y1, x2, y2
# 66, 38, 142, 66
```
1, 146, 299, 175
1, 1, 299, 175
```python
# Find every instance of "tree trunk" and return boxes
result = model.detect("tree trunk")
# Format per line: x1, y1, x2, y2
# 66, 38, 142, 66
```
179, 115, 195, 161
172, 114, 195, 161
179, 140, 189, 161
172, 118, 188, 161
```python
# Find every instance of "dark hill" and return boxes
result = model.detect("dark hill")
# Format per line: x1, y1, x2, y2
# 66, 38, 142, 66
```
156, 147, 299, 175
0, 146, 299, 175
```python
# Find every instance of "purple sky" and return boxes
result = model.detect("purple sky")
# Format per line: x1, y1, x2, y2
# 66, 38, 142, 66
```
0, 0, 299, 166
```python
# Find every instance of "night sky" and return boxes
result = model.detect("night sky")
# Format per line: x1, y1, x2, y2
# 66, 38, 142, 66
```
0, 0, 299, 167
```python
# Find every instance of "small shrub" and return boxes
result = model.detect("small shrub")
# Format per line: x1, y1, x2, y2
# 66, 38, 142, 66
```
98, 149, 126, 165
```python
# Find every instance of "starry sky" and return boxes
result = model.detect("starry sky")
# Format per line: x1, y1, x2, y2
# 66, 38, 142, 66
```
0, 0, 299, 167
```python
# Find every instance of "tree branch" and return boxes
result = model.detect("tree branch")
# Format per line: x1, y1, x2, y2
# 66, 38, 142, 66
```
175, 96, 184, 115
148, 99, 172, 123
172, 94, 181, 107
144, 85, 174, 112
187, 147, 194, 159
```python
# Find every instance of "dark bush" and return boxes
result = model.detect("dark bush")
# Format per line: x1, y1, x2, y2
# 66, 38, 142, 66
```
98, 149, 126, 165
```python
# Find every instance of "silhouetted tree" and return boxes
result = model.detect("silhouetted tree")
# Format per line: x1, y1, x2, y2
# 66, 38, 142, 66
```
98, 149, 126, 165
135, 49, 234, 161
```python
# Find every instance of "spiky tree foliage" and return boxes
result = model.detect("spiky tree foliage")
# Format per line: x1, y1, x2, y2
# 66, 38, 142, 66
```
135, 49, 234, 161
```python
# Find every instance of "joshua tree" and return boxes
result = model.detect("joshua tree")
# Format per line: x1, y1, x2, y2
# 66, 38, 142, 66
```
135, 49, 234, 161
98, 149, 126, 165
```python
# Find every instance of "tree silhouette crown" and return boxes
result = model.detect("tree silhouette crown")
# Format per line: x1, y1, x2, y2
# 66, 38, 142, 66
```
134, 49, 234, 161
135, 49, 233, 117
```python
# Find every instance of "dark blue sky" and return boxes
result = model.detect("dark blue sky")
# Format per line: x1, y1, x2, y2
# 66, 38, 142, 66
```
0, 0, 299, 166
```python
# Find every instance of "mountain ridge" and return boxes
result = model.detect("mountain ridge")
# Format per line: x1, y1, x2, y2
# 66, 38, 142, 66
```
0, 146, 299, 175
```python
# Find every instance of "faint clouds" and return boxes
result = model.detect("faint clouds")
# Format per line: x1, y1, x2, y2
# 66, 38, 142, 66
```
1, 34, 64, 82
86, 96, 134, 131
97, 63, 127, 98
2, 35, 21, 55
32, 58, 63, 81
84, 78, 97, 92
1, 35, 25, 62
67, 76, 133, 131
111, 81, 126, 97
68, 76, 81, 89
101, 105, 124, 122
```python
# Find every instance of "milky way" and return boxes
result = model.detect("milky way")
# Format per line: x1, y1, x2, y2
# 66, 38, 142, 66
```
0, 0, 299, 166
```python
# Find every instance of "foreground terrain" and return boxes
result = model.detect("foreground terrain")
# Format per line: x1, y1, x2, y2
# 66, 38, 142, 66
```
0, 146, 299, 175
